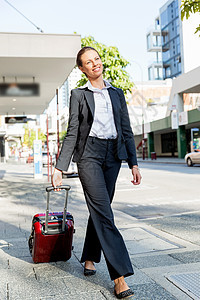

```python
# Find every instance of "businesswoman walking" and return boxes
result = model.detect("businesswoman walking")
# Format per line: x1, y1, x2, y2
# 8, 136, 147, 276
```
52, 46, 141, 299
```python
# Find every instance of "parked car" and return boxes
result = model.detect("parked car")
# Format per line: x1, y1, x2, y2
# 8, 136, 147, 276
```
42, 151, 56, 167
185, 150, 200, 166
26, 153, 34, 164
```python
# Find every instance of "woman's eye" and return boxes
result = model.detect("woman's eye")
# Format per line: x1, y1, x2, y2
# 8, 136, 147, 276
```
86, 61, 91, 64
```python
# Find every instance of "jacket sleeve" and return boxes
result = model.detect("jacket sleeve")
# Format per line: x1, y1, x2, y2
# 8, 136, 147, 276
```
55, 89, 81, 171
118, 88, 138, 168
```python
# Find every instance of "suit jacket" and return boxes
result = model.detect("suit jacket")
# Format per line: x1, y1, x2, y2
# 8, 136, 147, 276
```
56, 85, 138, 171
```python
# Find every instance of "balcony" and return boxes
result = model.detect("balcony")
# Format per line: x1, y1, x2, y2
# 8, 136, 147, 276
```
146, 26, 161, 36
148, 60, 163, 68
147, 44, 162, 52
146, 25, 162, 53
163, 61, 170, 67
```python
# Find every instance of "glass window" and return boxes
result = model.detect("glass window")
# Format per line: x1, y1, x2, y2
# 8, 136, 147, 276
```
176, 24, 179, 35
153, 35, 157, 46
154, 68, 158, 79
163, 68, 166, 78
162, 32, 169, 44
158, 51, 162, 61
158, 67, 163, 79
147, 34, 151, 49
161, 10, 168, 29
157, 35, 161, 46
148, 67, 153, 80
177, 43, 180, 53
162, 49, 170, 62
166, 67, 171, 77
178, 62, 181, 72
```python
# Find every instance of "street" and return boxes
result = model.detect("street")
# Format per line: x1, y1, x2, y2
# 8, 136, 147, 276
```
112, 162, 200, 247
113, 162, 200, 219
1, 161, 200, 299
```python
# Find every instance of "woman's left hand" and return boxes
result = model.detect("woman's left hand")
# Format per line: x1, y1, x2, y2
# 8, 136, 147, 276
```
131, 166, 142, 185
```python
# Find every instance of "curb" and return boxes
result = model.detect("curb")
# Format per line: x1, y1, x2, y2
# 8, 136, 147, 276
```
138, 159, 185, 165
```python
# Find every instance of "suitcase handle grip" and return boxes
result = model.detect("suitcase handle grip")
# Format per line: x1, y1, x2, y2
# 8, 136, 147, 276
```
46, 185, 71, 192
45, 185, 71, 234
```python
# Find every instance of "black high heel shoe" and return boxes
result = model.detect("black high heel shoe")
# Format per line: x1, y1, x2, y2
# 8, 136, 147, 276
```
84, 267, 96, 276
114, 288, 134, 299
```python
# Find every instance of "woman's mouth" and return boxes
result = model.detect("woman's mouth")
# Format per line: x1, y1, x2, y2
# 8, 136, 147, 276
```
93, 67, 100, 72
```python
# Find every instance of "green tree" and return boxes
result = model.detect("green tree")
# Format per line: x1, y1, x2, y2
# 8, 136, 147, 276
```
181, 0, 200, 34
23, 125, 46, 149
59, 130, 67, 142
76, 36, 134, 96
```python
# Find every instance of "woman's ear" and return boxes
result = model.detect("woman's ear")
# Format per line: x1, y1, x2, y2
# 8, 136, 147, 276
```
78, 66, 84, 73
79, 66, 87, 77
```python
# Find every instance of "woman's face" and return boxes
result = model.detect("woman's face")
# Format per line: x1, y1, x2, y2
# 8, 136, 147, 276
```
79, 50, 103, 80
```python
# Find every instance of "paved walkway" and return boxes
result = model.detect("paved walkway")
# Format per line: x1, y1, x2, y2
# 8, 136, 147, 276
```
0, 161, 199, 300
137, 157, 185, 164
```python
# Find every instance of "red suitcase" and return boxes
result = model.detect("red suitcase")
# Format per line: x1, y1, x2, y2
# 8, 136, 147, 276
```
28, 185, 74, 263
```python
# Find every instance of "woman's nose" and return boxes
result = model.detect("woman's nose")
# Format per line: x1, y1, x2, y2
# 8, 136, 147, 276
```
92, 60, 98, 66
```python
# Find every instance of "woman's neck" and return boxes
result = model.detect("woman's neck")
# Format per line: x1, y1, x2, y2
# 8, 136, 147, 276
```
89, 76, 105, 90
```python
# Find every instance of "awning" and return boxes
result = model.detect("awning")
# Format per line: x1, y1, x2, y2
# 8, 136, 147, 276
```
0, 32, 81, 115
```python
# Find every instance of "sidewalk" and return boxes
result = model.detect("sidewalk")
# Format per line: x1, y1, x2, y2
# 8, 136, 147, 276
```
0, 162, 199, 300
137, 157, 185, 164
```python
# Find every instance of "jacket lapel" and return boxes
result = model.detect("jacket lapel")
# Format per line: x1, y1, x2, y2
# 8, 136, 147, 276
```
84, 89, 95, 117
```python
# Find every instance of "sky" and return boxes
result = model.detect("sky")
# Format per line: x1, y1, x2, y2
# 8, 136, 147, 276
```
0, 0, 167, 82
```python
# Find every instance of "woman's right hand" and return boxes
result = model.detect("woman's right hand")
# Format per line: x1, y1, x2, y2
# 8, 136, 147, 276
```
52, 168, 62, 189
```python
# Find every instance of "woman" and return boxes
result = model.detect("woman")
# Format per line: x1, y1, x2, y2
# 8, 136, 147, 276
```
52, 46, 141, 299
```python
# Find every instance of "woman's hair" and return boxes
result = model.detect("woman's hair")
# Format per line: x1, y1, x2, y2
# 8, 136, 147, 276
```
76, 46, 100, 67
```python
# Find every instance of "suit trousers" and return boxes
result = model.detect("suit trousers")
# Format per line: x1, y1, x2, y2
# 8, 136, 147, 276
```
77, 136, 134, 280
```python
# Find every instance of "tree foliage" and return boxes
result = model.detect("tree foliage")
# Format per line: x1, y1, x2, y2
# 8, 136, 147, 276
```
76, 36, 134, 96
59, 130, 67, 142
23, 125, 46, 149
181, 0, 200, 34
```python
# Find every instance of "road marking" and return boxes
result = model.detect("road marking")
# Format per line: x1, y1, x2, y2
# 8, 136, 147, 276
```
126, 198, 200, 207
116, 184, 157, 191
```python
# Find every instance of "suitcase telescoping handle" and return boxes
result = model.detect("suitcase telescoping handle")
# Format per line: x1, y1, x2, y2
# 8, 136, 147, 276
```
45, 185, 71, 234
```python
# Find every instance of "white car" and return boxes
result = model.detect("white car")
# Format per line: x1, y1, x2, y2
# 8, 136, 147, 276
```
185, 150, 200, 166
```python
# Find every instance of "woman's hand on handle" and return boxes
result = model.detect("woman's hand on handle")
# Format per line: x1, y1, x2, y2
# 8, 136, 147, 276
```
131, 165, 142, 185
52, 168, 63, 191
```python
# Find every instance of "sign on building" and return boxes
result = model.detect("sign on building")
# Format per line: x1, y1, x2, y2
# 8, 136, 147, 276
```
171, 111, 179, 129
179, 111, 188, 126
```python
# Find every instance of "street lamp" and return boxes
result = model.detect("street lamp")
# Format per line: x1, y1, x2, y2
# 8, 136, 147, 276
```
130, 60, 145, 160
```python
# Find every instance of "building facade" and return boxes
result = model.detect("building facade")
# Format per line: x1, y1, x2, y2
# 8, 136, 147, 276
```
160, 0, 182, 80
147, 0, 200, 81
138, 67, 200, 159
